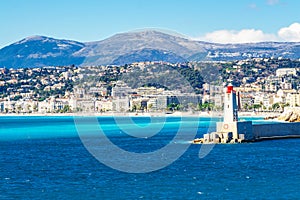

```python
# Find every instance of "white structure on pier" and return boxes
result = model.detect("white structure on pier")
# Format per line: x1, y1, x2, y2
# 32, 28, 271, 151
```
223, 84, 238, 123
196, 84, 253, 144
215, 84, 253, 142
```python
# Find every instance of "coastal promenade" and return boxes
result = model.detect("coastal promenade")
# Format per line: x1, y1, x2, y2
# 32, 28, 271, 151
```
0, 111, 279, 118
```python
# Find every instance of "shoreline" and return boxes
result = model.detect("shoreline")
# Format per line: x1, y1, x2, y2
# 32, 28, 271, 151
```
0, 111, 277, 118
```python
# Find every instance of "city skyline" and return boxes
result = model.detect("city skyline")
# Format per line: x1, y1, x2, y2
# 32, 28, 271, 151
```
1, 0, 300, 48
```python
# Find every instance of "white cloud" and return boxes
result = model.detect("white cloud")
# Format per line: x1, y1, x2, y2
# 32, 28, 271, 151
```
199, 29, 277, 44
196, 23, 300, 44
248, 3, 258, 9
278, 23, 300, 42
266, 0, 280, 5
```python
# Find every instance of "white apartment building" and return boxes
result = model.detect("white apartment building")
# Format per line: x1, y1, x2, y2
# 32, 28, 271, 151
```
111, 86, 132, 98
286, 93, 300, 107
95, 99, 113, 111
113, 97, 130, 112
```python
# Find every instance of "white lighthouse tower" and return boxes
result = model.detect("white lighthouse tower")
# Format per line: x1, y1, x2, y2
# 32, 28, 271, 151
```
215, 84, 253, 142
194, 84, 254, 144
223, 84, 238, 123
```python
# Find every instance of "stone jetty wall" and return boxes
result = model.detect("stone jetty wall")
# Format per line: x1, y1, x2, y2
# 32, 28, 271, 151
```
253, 122, 300, 138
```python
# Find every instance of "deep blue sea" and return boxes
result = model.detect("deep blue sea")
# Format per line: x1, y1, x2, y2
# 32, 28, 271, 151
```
0, 116, 299, 199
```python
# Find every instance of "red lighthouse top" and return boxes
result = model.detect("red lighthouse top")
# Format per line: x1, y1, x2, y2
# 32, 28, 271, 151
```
226, 84, 234, 93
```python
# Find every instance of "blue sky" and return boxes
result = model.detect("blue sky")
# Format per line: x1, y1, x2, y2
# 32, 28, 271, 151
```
1, 0, 300, 47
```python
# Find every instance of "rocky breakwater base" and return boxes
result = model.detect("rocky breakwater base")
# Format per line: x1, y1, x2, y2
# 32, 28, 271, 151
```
276, 108, 300, 122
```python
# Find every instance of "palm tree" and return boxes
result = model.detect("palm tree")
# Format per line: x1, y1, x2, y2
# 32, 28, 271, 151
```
272, 103, 280, 111
243, 103, 249, 111
260, 101, 264, 112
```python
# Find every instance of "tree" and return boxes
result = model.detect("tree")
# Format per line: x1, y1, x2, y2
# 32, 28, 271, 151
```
260, 101, 264, 111
243, 103, 249, 111
12, 95, 22, 101
252, 104, 261, 111
26, 105, 31, 113
61, 105, 71, 113
200, 102, 214, 111
272, 103, 280, 111
16, 105, 22, 113
167, 103, 180, 111
33, 104, 38, 112
147, 103, 153, 111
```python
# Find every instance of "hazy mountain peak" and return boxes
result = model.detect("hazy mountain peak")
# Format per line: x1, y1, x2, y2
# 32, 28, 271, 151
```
109, 29, 188, 41
16, 35, 48, 44
0, 36, 85, 68
128, 28, 191, 39
1, 30, 300, 68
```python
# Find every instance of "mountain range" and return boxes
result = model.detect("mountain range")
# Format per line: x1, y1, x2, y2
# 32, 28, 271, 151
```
1, 30, 300, 68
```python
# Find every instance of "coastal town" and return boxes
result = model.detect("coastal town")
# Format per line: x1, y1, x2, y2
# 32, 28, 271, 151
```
1, 57, 300, 114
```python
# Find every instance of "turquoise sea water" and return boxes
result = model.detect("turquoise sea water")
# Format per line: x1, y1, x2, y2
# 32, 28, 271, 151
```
0, 116, 299, 199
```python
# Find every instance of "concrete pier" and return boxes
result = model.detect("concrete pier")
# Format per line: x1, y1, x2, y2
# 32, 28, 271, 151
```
193, 84, 300, 144
253, 122, 300, 140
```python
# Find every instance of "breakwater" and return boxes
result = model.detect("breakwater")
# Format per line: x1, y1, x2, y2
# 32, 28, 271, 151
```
193, 120, 300, 144
253, 122, 300, 141
193, 85, 300, 144
277, 107, 300, 122
254, 107, 300, 141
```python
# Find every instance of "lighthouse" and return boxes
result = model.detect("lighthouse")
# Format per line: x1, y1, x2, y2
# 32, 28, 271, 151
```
223, 84, 238, 123
194, 84, 254, 144
217, 83, 240, 140
215, 83, 253, 142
